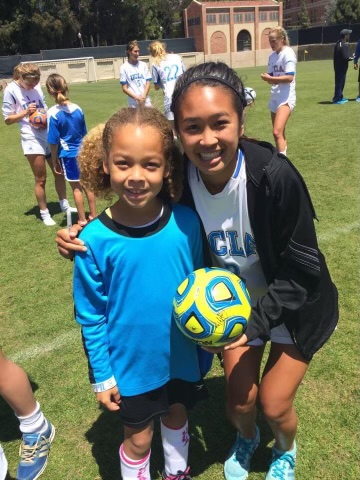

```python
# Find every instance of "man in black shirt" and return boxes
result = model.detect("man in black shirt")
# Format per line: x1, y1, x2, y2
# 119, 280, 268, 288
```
333, 29, 354, 104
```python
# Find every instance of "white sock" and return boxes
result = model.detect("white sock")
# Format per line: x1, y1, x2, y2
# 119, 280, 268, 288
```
16, 402, 47, 435
119, 444, 151, 480
59, 199, 69, 207
280, 149, 287, 156
161, 419, 189, 476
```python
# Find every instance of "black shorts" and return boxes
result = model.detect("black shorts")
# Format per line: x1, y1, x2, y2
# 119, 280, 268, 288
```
118, 378, 208, 429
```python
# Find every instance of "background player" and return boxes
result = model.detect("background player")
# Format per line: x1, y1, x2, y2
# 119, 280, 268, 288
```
260, 27, 296, 155
332, 29, 354, 104
73, 106, 207, 480
0, 349, 55, 480
2, 63, 72, 226
353, 37, 360, 102
46, 73, 96, 226
148, 41, 185, 131
120, 40, 152, 108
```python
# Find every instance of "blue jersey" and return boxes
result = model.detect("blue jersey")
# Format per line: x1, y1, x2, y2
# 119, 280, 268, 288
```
47, 103, 86, 158
74, 204, 204, 396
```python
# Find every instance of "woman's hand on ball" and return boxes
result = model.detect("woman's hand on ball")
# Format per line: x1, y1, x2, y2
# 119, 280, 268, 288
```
224, 333, 248, 351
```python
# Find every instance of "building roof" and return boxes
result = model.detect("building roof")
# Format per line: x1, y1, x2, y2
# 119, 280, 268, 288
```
189, 0, 279, 6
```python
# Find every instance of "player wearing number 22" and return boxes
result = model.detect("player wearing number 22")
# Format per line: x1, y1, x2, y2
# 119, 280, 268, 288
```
149, 41, 185, 126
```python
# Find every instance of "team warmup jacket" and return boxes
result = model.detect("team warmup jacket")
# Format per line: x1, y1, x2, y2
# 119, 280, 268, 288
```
180, 139, 339, 361
333, 40, 353, 72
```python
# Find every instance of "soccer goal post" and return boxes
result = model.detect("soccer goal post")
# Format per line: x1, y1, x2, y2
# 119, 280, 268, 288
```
21, 57, 97, 85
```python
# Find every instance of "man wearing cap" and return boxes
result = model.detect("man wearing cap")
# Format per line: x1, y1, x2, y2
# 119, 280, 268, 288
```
353, 38, 360, 102
333, 29, 354, 104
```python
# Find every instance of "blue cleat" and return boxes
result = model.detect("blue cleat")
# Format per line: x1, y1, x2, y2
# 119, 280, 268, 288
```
17, 422, 55, 480
224, 426, 260, 480
265, 441, 297, 480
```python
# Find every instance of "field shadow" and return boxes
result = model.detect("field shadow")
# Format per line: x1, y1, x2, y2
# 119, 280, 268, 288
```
85, 375, 274, 479
318, 99, 357, 105
24, 201, 62, 220
0, 379, 39, 443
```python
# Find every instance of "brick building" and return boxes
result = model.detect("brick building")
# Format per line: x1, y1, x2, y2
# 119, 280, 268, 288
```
283, 0, 329, 28
183, 0, 283, 55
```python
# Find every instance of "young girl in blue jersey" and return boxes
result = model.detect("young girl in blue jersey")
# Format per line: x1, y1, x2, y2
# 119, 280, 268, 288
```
261, 27, 297, 155
46, 74, 97, 226
73, 106, 207, 480
58, 62, 338, 480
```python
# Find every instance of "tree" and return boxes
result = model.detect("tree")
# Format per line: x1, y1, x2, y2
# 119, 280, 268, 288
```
298, 0, 311, 29
327, 0, 360, 24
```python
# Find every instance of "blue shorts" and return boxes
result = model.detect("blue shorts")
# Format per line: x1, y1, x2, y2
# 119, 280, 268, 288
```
60, 157, 80, 182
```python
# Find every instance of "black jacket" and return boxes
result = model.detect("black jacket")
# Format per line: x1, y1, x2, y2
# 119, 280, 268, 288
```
180, 139, 338, 361
333, 40, 352, 71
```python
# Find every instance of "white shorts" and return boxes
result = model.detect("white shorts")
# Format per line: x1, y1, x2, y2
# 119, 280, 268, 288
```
21, 137, 50, 156
268, 98, 295, 114
164, 98, 174, 121
247, 323, 294, 346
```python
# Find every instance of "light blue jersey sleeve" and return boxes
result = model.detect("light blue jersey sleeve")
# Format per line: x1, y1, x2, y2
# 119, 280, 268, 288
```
74, 247, 115, 390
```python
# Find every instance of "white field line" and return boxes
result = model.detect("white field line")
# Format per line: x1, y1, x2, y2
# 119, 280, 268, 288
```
9, 222, 359, 363
9, 329, 80, 364
317, 221, 359, 243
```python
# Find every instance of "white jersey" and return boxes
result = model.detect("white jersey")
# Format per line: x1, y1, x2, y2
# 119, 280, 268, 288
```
268, 46, 296, 104
2, 81, 48, 142
120, 60, 152, 108
152, 54, 185, 118
188, 150, 268, 304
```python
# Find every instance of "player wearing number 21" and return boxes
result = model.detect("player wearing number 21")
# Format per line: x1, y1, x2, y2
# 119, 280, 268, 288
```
120, 40, 152, 108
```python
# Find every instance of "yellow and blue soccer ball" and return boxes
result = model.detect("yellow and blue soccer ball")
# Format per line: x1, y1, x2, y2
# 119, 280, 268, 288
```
173, 267, 251, 347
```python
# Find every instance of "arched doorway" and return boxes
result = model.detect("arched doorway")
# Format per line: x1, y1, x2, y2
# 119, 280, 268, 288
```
210, 31, 227, 54
237, 30, 251, 51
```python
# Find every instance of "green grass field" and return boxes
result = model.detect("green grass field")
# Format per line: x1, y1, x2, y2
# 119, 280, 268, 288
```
0, 60, 359, 480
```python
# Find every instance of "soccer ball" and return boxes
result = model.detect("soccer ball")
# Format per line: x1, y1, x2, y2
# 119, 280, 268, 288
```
173, 267, 251, 347
244, 87, 256, 105
29, 108, 47, 129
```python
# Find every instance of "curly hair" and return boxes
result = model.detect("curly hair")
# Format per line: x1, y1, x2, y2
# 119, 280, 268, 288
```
78, 107, 184, 203
77, 124, 107, 197
45, 74, 69, 104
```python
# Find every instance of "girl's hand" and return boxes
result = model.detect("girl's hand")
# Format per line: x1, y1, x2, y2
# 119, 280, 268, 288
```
53, 158, 63, 175
260, 73, 272, 83
96, 386, 121, 411
26, 102, 37, 116
56, 225, 87, 259
224, 333, 248, 351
